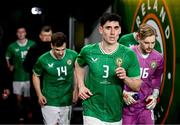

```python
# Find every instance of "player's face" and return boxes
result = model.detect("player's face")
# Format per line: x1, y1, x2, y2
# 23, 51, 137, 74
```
16, 28, 26, 40
99, 21, 121, 45
52, 43, 66, 59
139, 35, 156, 54
39, 31, 52, 42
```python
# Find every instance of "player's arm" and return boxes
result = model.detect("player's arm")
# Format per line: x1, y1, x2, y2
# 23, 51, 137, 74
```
75, 61, 92, 100
5, 46, 14, 72
146, 75, 162, 109
123, 77, 142, 91
6, 58, 14, 72
32, 73, 47, 106
152, 57, 164, 89
122, 48, 142, 91
32, 73, 42, 98
72, 70, 79, 103
146, 57, 164, 109
116, 66, 142, 91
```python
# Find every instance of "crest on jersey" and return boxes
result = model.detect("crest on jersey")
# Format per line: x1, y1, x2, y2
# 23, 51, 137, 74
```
150, 61, 157, 69
67, 59, 72, 65
116, 58, 122, 67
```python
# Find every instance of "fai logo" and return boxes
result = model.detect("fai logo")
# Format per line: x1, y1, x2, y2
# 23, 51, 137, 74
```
132, 0, 175, 124
150, 61, 157, 69
67, 59, 72, 65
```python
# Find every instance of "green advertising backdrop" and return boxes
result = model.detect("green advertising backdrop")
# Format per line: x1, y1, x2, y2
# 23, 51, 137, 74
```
113, 0, 180, 124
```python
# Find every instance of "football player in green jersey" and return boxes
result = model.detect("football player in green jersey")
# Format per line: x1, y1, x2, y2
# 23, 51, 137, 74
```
5, 26, 35, 122
32, 32, 78, 125
75, 13, 142, 125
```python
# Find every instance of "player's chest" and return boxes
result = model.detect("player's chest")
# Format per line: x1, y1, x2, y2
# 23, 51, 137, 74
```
139, 59, 158, 79
43, 58, 74, 76
13, 47, 29, 59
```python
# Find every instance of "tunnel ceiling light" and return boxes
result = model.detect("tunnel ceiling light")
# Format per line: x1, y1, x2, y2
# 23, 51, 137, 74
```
31, 7, 42, 15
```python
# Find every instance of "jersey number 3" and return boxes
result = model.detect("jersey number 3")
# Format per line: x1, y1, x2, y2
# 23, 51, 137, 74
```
103, 65, 109, 78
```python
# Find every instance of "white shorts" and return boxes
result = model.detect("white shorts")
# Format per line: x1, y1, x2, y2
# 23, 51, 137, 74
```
13, 81, 30, 97
83, 116, 122, 125
41, 105, 72, 125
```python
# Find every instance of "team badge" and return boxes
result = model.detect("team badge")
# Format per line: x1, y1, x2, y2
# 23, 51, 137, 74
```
116, 58, 122, 67
67, 60, 72, 65
150, 61, 157, 69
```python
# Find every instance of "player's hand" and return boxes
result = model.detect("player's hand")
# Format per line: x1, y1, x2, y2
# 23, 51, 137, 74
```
123, 90, 138, 105
146, 95, 157, 110
2, 89, 10, 100
9, 65, 14, 72
115, 67, 126, 79
38, 95, 47, 106
78, 85, 93, 100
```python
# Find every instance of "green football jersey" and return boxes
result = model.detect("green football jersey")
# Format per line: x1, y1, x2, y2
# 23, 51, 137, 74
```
76, 43, 140, 122
118, 33, 162, 53
6, 40, 35, 81
33, 49, 77, 106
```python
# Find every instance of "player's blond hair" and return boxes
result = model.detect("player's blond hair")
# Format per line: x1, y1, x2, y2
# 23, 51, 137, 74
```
137, 23, 157, 40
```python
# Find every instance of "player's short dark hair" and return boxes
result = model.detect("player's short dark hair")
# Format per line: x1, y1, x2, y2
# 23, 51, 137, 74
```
40, 25, 52, 32
51, 32, 67, 47
100, 13, 121, 26
16, 25, 26, 32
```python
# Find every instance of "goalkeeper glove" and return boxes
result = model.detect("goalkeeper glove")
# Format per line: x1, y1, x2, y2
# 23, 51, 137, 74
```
123, 90, 138, 105
146, 89, 159, 110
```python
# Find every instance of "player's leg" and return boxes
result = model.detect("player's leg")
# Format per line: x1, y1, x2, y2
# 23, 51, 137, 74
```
83, 116, 105, 125
41, 105, 59, 125
23, 81, 32, 123
138, 109, 154, 124
57, 106, 72, 125
23, 81, 30, 97
84, 116, 122, 125
13, 81, 24, 122
122, 113, 138, 125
